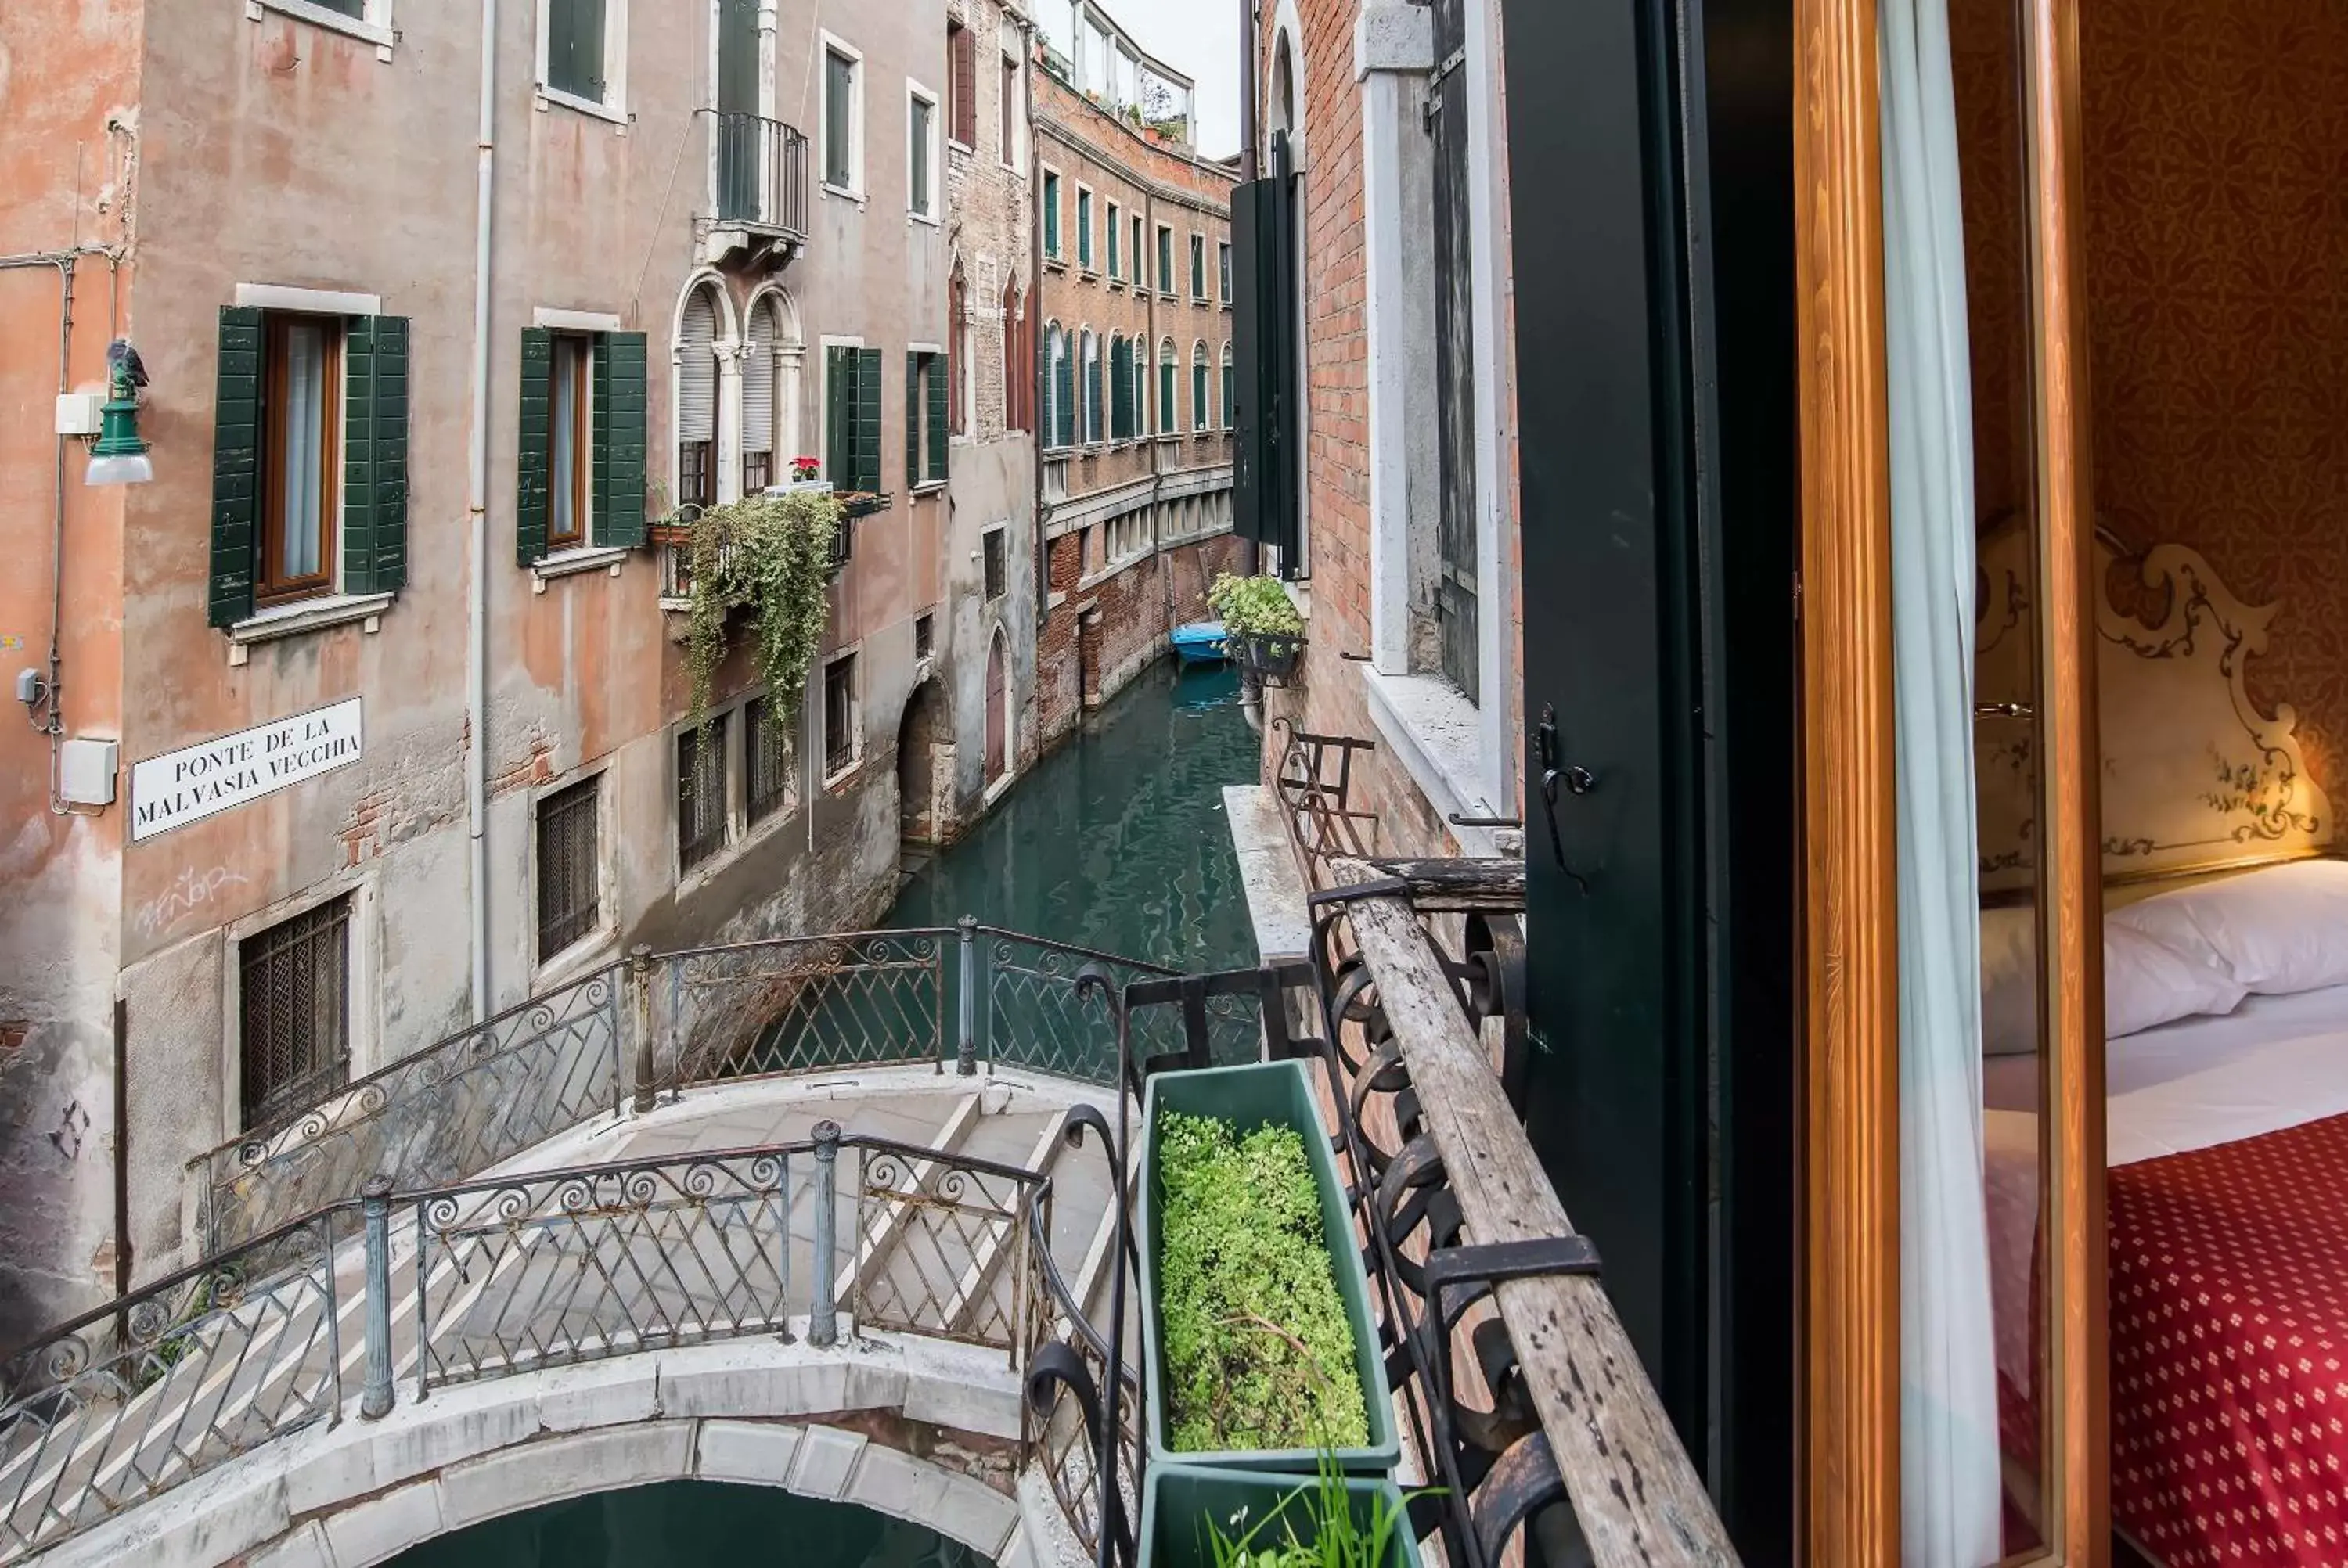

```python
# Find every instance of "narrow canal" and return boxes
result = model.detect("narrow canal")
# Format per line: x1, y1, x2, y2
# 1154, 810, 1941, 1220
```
384, 656, 1261, 1568
888, 657, 1260, 973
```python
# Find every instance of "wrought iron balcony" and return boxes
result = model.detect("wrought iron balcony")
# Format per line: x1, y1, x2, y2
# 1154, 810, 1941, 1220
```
706, 110, 810, 261
1022, 859, 1741, 1568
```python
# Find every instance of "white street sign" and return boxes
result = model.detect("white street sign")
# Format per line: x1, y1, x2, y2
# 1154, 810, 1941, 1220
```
130, 698, 364, 843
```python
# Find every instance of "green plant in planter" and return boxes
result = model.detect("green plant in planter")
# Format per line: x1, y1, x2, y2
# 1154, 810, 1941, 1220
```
1157, 1111, 1368, 1455
683, 489, 841, 735
1207, 574, 1305, 640
1202, 1458, 1421, 1568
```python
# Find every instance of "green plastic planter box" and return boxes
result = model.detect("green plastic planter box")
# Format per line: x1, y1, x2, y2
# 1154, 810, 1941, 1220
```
1139, 1059, 1399, 1475
1139, 1463, 1423, 1568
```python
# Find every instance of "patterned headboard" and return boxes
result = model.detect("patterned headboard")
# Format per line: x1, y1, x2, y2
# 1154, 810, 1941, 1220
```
1975, 519, 2332, 896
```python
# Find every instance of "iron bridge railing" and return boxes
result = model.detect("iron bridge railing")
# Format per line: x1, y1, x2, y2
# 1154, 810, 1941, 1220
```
196, 921, 1253, 1258
0, 1126, 1050, 1565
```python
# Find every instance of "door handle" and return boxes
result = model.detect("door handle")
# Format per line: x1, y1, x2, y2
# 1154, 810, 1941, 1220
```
1533, 706, 1591, 894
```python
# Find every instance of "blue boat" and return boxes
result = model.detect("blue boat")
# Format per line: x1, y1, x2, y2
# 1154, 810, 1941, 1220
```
1169, 620, 1228, 666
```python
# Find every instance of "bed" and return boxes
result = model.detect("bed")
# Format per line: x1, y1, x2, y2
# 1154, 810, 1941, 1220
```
1975, 527, 2348, 1565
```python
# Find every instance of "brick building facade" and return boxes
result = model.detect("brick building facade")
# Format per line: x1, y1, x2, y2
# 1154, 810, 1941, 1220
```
1245, 0, 1523, 871
1032, 13, 1241, 746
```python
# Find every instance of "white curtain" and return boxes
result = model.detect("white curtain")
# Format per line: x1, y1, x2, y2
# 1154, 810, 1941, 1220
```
1882, 0, 2001, 1562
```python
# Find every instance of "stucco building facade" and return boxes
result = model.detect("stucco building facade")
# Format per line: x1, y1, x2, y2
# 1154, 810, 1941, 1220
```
1032, 14, 1241, 746
0, 0, 994, 1345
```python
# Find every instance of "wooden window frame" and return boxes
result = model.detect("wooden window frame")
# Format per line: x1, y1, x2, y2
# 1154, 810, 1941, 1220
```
820, 33, 865, 198
1793, 0, 2104, 1559
823, 652, 860, 781
546, 331, 593, 551
907, 78, 941, 223
257, 314, 344, 607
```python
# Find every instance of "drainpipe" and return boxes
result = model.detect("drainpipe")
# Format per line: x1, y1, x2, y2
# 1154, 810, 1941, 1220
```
1, 252, 81, 815
464, 0, 499, 1023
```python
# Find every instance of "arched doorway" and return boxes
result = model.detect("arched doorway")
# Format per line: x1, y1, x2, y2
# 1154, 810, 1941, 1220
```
984, 632, 1009, 786
898, 678, 951, 845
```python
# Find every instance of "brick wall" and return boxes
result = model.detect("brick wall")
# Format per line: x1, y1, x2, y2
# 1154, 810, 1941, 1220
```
1035, 530, 1241, 746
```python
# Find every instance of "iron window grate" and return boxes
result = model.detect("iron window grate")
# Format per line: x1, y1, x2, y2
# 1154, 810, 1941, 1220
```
535, 776, 601, 958
824, 656, 856, 776
239, 896, 353, 1130
746, 696, 796, 825
679, 714, 731, 874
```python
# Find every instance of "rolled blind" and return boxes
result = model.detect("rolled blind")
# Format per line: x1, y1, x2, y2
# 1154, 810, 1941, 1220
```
679, 289, 718, 443
744, 302, 776, 455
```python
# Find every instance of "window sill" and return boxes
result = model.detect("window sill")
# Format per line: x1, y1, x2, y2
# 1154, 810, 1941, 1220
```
909, 480, 948, 496
823, 181, 867, 204
1357, 665, 1505, 857
822, 761, 863, 792
1043, 257, 1068, 272
532, 544, 631, 590
910, 208, 942, 228
226, 591, 394, 664
536, 85, 628, 127
247, 0, 394, 58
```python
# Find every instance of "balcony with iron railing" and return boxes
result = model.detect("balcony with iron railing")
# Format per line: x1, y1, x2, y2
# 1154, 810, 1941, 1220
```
702, 110, 811, 268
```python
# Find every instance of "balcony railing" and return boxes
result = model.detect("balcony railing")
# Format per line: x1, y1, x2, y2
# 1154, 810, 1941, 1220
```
1020, 859, 1740, 1568
711, 111, 810, 242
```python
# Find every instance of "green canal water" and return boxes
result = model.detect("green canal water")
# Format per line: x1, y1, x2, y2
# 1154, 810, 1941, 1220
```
384, 656, 1260, 1568
888, 657, 1261, 973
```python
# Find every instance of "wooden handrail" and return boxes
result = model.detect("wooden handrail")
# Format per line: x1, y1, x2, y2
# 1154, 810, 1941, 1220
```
1327, 857, 1739, 1567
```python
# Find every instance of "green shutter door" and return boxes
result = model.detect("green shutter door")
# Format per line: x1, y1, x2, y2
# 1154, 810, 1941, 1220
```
826, 346, 853, 486
906, 351, 921, 488
517, 328, 553, 564
548, 0, 606, 99
926, 353, 948, 480
595, 330, 648, 546
209, 307, 265, 628
342, 315, 410, 594
1055, 340, 1075, 451
854, 347, 884, 494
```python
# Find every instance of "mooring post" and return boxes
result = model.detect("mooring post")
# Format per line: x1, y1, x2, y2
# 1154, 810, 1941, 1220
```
629, 944, 657, 1113
359, 1175, 395, 1419
809, 1119, 841, 1347
956, 915, 980, 1075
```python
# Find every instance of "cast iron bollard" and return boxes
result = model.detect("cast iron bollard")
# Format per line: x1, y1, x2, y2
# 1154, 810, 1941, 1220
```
956, 915, 980, 1076
808, 1119, 841, 1347
359, 1175, 395, 1420
629, 944, 657, 1113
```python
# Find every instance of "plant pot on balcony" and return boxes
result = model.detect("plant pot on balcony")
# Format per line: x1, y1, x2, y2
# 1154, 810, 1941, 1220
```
1235, 631, 1305, 685
1139, 1464, 1423, 1568
1139, 1059, 1399, 1476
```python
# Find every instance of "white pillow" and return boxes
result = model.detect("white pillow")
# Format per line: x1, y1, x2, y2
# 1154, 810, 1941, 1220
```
1979, 904, 2039, 1056
1979, 904, 2245, 1047
2102, 921, 2245, 1038
2110, 858, 2348, 997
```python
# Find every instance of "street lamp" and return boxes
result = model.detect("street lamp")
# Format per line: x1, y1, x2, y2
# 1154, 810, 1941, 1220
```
85, 340, 153, 487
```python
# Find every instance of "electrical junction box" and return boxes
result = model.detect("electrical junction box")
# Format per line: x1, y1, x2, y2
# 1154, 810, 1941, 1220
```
56, 393, 105, 437
59, 738, 118, 807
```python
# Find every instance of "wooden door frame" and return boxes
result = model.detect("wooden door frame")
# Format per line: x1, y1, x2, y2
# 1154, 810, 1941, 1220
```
1791, 0, 2104, 1559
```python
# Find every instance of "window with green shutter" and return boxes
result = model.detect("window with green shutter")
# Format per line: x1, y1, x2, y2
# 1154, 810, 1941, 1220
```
546, 0, 607, 102
342, 315, 410, 594
826, 345, 884, 495
517, 328, 553, 564
210, 306, 409, 628
823, 47, 858, 189
592, 330, 648, 546
1077, 189, 1093, 269
905, 351, 921, 488
1158, 340, 1176, 433
1191, 342, 1208, 432
1043, 171, 1061, 257
210, 308, 264, 628
1157, 225, 1173, 293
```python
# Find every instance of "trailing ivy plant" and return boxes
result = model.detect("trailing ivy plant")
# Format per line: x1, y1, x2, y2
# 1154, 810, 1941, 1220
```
1208, 574, 1306, 640
1157, 1110, 1368, 1454
683, 489, 841, 736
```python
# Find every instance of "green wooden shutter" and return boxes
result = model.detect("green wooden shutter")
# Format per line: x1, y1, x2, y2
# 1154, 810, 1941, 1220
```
594, 330, 648, 546
854, 347, 883, 494
342, 315, 410, 595
209, 307, 265, 628
926, 353, 947, 480
517, 327, 553, 564
1054, 340, 1075, 450
826, 346, 854, 485
905, 351, 920, 488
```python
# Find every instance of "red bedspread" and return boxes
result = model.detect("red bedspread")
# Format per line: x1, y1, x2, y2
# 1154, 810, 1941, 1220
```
2110, 1110, 2348, 1564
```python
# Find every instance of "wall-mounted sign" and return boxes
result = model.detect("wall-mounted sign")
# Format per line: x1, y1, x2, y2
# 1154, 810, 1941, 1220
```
130, 698, 364, 843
